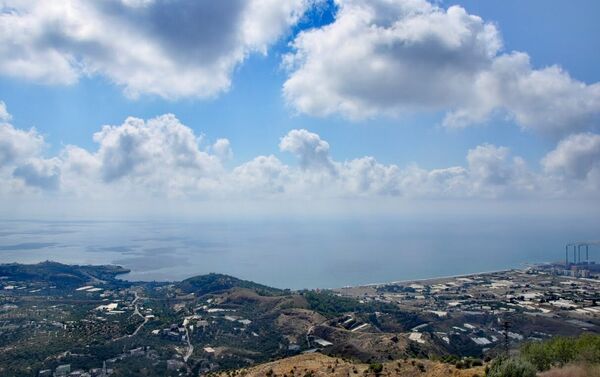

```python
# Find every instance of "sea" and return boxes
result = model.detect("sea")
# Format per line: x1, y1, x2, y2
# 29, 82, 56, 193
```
0, 216, 598, 289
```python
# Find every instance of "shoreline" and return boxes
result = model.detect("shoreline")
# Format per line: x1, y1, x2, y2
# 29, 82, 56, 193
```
348, 267, 520, 289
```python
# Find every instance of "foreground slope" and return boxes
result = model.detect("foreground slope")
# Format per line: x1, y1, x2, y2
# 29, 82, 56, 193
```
208, 353, 486, 377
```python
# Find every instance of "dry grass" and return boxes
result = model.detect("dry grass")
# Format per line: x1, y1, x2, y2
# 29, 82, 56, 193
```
539, 364, 600, 377
211, 353, 486, 377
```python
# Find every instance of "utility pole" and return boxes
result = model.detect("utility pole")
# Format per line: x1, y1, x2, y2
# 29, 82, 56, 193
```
502, 320, 511, 357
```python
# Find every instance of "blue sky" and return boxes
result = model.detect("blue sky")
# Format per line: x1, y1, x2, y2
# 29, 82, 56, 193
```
0, 0, 596, 165
1, 0, 600, 217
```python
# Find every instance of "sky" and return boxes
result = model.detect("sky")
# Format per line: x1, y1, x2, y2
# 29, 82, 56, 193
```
1, 0, 600, 220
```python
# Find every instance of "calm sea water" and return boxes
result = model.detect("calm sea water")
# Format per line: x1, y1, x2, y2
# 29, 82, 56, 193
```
0, 217, 598, 289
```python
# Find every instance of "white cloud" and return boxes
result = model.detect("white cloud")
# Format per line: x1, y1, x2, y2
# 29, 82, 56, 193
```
93, 114, 217, 181
338, 157, 401, 196
283, 0, 600, 135
0, 104, 63, 192
542, 133, 600, 180
0, 0, 314, 98
12, 157, 61, 190
279, 129, 336, 173
467, 144, 515, 186
231, 155, 289, 195
465, 143, 536, 197
211, 139, 233, 161
0, 101, 11, 121
445, 53, 600, 134
89, 114, 226, 197
283, 0, 500, 118
0, 104, 596, 201
0, 122, 44, 168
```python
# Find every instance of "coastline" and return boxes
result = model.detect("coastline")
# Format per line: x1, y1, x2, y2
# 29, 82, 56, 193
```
354, 267, 520, 288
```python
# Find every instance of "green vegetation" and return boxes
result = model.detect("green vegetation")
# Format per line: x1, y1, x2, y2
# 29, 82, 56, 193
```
303, 291, 424, 330
486, 357, 536, 377
520, 333, 600, 371
0, 261, 129, 288
368, 362, 383, 375
178, 273, 282, 296
303, 291, 366, 317
485, 334, 600, 377
437, 355, 483, 369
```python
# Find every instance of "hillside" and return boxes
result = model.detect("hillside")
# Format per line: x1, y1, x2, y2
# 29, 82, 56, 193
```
0, 261, 130, 287
208, 353, 486, 377
178, 273, 283, 296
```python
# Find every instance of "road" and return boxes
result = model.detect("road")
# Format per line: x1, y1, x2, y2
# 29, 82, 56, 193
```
111, 290, 148, 341
183, 316, 194, 362
130, 291, 148, 337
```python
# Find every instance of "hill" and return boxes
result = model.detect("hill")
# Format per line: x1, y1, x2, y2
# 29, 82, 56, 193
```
208, 353, 486, 377
177, 273, 283, 296
0, 261, 129, 287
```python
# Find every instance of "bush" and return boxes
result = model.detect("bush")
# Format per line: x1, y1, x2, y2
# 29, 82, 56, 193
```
486, 357, 536, 377
472, 359, 483, 367
369, 363, 383, 374
521, 334, 600, 371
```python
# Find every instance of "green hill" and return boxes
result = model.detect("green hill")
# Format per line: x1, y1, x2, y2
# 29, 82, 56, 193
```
177, 273, 282, 296
0, 261, 129, 287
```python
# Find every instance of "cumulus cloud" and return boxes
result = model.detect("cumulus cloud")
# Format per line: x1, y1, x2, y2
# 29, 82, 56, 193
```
283, 0, 600, 135
0, 102, 596, 200
339, 157, 401, 196
542, 133, 600, 180
0, 0, 314, 98
93, 114, 221, 182
0, 103, 63, 192
279, 129, 336, 173
0, 121, 44, 168
83, 114, 229, 198
445, 53, 600, 134
0, 101, 11, 121
12, 158, 61, 190
465, 144, 536, 197
211, 139, 233, 161
231, 155, 289, 195
284, 0, 499, 118
275, 129, 539, 198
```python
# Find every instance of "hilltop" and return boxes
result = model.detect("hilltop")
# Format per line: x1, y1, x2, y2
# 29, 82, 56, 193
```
178, 273, 283, 297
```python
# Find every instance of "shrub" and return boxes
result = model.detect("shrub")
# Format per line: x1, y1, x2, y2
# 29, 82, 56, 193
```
486, 357, 536, 377
472, 359, 483, 367
521, 334, 600, 371
369, 363, 383, 374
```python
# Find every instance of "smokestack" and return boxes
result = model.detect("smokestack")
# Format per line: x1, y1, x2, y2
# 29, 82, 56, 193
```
586, 244, 589, 264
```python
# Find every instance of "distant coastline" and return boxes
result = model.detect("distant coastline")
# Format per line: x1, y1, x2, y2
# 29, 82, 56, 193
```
351, 268, 518, 289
